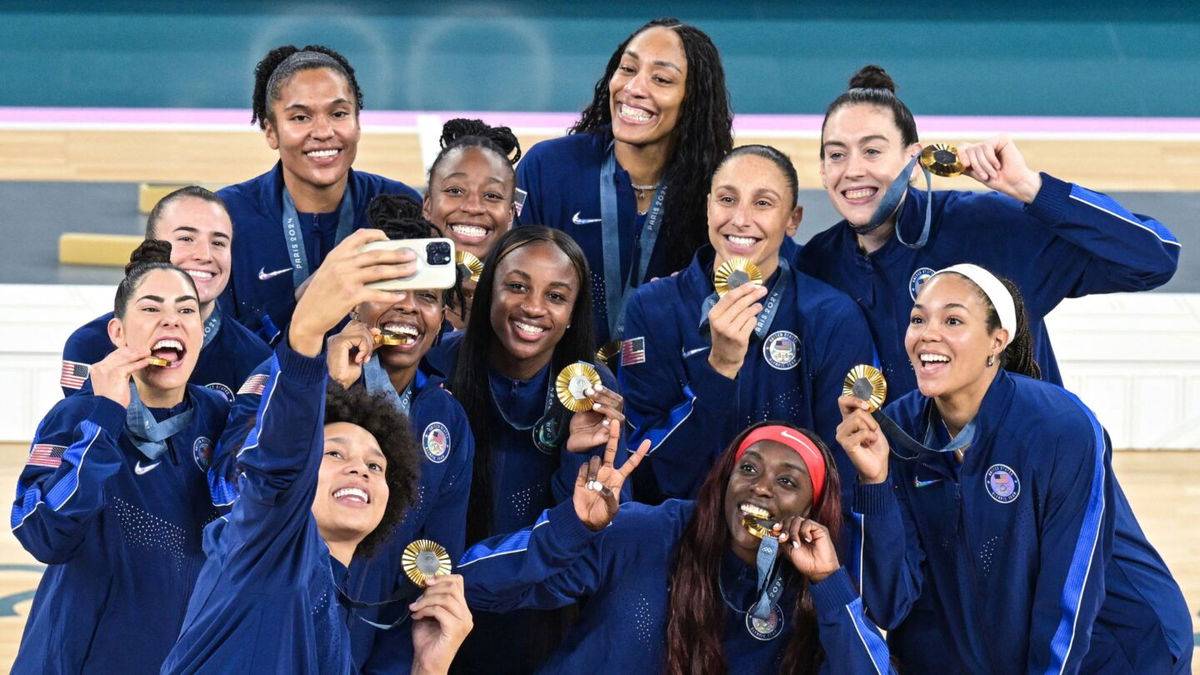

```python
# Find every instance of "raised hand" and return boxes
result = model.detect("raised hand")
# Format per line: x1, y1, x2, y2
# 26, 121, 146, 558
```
835, 395, 891, 484
957, 136, 1042, 204
409, 574, 473, 675
777, 517, 840, 583
707, 282, 768, 379
88, 346, 152, 408
565, 384, 626, 453
573, 421, 650, 531
326, 319, 380, 389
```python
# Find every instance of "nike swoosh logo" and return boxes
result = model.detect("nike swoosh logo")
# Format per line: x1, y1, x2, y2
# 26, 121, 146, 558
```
258, 266, 292, 281
681, 346, 710, 358
914, 477, 943, 488
134, 460, 161, 475
571, 212, 602, 225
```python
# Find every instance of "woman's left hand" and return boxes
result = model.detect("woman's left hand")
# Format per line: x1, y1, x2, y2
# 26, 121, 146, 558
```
565, 384, 626, 453
957, 135, 1042, 204
778, 516, 839, 583
410, 574, 473, 675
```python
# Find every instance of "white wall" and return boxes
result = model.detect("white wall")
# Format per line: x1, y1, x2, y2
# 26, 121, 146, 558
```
0, 284, 1197, 449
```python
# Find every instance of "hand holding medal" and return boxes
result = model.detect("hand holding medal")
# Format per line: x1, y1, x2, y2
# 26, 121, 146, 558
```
573, 417, 650, 531
405, 548, 473, 675
558, 362, 627, 453
953, 136, 1043, 203
88, 346, 155, 408
836, 364, 893, 484
776, 517, 839, 584
707, 260, 769, 380
325, 319, 380, 389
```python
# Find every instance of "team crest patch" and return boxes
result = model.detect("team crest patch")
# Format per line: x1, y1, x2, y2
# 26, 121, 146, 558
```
909, 267, 936, 300
422, 422, 451, 464
193, 436, 214, 471
984, 464, 1020, 504
206, 382, 235, 403
746, 604, 785, 641
762, 331, 800, 371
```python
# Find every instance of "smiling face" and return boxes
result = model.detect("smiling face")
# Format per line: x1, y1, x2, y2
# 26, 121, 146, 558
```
108, 268, 202, 394
819, 104, 922, 228
488, 242, 578, 378
608, 26, 687, 151
153, 197, 233, 308
264, 67, 361, 197
905, 273, 1007, 401
424, 146, 515, 260
724, 440, 815, 564
312, 421, 389, 550
707, 153, 801, 279
356, 289, 445, 373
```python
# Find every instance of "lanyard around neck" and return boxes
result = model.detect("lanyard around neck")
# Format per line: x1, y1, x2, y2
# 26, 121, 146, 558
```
280, 181, 356, 289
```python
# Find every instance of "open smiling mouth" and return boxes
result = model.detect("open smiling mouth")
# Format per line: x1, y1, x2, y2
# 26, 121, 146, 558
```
376, 322, 421, 347
147, 338, 185, 369
738, 503, 777, 540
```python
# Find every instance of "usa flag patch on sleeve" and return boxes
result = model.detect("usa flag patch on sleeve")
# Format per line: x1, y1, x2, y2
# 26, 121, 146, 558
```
28, 444, 67, 469
60, 360, 89, 390
237, 373, 269, 397
620, 337, 646, 366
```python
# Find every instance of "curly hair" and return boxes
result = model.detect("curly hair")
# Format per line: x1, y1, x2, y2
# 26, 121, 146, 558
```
251, 44, 363, 129
114, 240, 197, 318
570, 17, 733, 272
323, 383, 421, 558
427, 117, 522, 186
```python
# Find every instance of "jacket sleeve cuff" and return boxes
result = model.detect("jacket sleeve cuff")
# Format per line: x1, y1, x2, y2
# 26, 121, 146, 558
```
1024, 172, 1071, 225
546, 499, 602, 551
276, 333, 328, 385
854, 478, 896, 516
809, 567, 859, 619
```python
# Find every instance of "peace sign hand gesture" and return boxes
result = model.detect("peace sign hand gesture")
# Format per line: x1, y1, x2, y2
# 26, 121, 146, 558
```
573, 421, 651, 531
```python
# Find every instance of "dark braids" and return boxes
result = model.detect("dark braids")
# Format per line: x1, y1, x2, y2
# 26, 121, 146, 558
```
365, 194, 466, 312
114, 240, 197, 318
251, 44, 363, 129
427, 118, 522, 186
820, 64, 919, 157
571, 18, 733, 272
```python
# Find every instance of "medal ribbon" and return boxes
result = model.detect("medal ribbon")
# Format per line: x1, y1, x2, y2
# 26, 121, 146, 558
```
750, 533, 785, 621
488, 365, 564, 453
125, 381, 194, 460
281, 182, 357, 290
877, 404, 977, 460
699, 258, 793, 340
363, 355, 415, 418
852, 154, 933, 249
599, 142, 668, 339
201, 306, 221, 349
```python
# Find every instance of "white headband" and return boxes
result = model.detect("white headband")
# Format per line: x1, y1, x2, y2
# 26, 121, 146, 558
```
931, 264, 1017, 347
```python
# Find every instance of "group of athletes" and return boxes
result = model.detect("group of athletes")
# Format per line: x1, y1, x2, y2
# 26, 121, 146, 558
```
11, 16, 1192, 675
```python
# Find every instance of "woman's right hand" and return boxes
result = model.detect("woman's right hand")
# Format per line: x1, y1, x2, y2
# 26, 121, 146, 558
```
88, 346, 152, 408
326, 319, 379, 389
289, 229, 417, 357
706, 282, 768, 379
835, 395, 891, 484
573, 420, 650, 531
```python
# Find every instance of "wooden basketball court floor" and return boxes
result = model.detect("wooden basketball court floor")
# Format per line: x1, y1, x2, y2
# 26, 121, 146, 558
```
0, 122, 1196, 667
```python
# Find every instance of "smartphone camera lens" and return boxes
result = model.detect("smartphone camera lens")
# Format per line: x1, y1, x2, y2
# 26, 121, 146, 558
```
427, 241, 452, 265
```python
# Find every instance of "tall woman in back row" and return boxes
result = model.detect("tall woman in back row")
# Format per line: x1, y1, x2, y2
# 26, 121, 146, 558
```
837, 264, 1191, 673
516, 17, 734, 347
797, 65, 1180, 398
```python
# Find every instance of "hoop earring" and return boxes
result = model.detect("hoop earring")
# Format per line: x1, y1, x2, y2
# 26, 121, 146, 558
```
987, 354, 995, 367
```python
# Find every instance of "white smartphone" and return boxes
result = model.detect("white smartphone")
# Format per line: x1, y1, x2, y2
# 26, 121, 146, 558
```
360, 237, 458, 291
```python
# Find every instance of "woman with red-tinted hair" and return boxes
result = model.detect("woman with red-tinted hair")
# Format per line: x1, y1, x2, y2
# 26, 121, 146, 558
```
458, 421, 892, 674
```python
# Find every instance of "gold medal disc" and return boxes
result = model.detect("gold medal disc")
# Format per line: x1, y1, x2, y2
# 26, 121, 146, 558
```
842, 364, 888, 412
741, 516, 773, 540
147, 356, 170, 367
402, 539, 452, 587
555, 362, 602, 413
919, 144, 964, 178
595, 341, 620, 365
375, 331, 405, 347
456, 250, 484, 283
713, 258, 763, 297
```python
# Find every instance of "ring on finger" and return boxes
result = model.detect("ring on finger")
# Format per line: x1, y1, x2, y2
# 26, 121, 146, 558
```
586, 480, 603, 492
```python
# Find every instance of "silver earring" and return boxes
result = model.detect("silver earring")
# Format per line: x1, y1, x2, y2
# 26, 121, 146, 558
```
987, 354, 995, 367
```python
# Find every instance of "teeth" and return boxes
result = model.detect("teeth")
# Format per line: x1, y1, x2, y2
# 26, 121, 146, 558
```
334, 487, 369, 503
153, 339, 183, 351
619, 103, 651, 122
384, 323, 420, 337
186, 270, 213, 280
739, 503, 771, 519
307, 149, 339, 158
844, 187, 877, 200
451, 224, 488, 238
514, 321, 545, 335
920, 353, 950, 363
727, 235, 757, 247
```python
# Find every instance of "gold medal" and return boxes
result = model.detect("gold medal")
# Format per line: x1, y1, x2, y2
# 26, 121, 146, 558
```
456, 250, 483, 283
555, 362, 602, 413
402, 539, 452, 587
919, 144, 964, 178
843, 364, 888, 412
741, 515, 774, 540
713, 258, 763, 297
147, 356, 170, 367
374, 331, 404, 347
594, 341, 620, 365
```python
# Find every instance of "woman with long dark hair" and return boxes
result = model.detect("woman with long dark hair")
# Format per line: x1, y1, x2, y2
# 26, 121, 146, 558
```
516, 17, 734, 347
218, 44, 421, 344
838, 264, 1191, 672
428, 225, 628, 672
12, 242, 230, 673
621, 144, 874, 501
460, 421, 892, 673
796, 64, 1180, 399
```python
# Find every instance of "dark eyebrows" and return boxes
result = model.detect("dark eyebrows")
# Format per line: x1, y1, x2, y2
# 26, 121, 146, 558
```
176, 295, 199, 305
282, 97, 352, 112
783, 461, 810, 476
170, 226, 230, 241
137, 294, 164, 303
623, 49, 682, 74
444, 172, 505, 184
